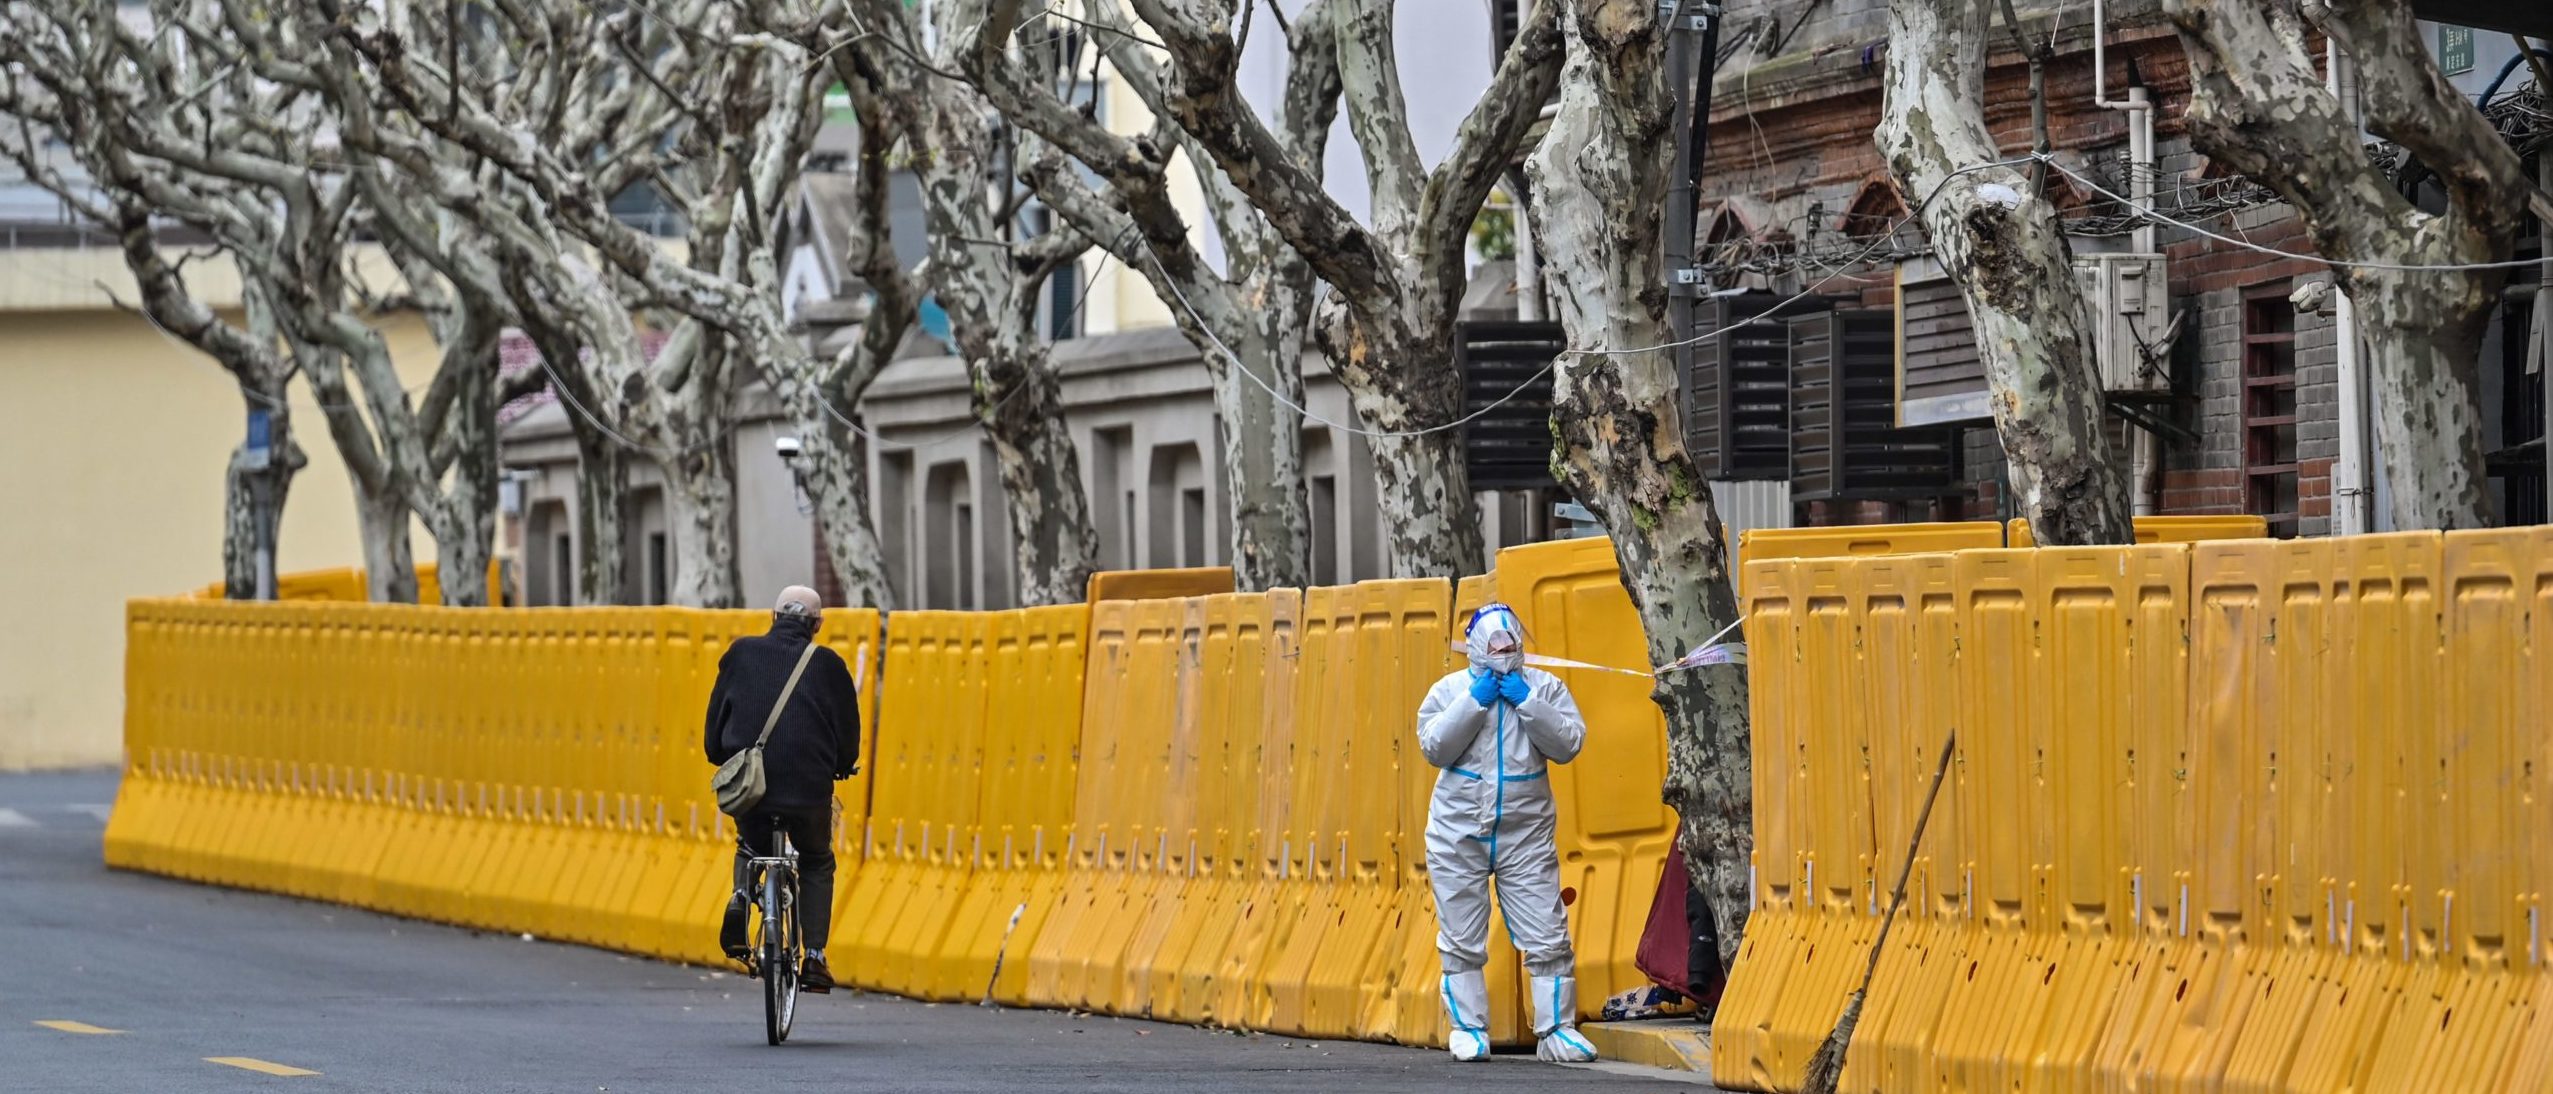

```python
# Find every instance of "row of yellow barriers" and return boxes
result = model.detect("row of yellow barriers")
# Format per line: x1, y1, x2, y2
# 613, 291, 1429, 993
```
106, 542, 1685, 1045
1715, 527, 2553, 1092
110, 604, 883, 966
191, 561, 508, 606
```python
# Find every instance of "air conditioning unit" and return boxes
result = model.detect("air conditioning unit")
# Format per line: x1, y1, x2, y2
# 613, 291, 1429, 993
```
2072, 253, 2171, 392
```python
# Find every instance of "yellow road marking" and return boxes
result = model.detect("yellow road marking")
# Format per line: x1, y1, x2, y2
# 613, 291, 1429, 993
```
34, 1020, 125, 1035
206, 1057, 321, 1077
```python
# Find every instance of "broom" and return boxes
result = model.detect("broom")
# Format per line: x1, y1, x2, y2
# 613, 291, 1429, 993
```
1798, 730, 1955, 1094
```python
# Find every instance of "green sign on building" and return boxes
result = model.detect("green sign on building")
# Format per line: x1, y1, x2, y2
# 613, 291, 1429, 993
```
2439, 24, 2475, 76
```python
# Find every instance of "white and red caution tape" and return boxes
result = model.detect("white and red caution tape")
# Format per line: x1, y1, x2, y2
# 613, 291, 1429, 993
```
1446, 618, 1747, 679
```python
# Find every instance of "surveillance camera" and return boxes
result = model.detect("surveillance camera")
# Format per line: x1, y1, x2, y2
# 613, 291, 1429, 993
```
774, 436, 803, 462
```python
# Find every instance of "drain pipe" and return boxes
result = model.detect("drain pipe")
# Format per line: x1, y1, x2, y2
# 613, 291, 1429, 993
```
2328, 38, 2374, 535
2094, 0, 2161, 514
1509, 169, 1544, 322
2129, 84, 2160, 515
2538, 149, 2550, 522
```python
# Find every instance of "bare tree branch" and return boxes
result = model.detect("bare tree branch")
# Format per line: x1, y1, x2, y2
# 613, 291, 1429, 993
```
1124, 0, 1391, 301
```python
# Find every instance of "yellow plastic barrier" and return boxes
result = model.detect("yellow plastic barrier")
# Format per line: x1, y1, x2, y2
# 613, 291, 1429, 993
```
1833, 553, 1965, 1092
121, 535, 2547, 1078
1101, 599, 1193, 1012
1314, 580, 1452, 1038
2004, 513, 2271, 547
1717, 527, 2553, 1093
1197, 589, 1303, 1028
932, 605, 1089, 1005
1085, 566, 1235, 602
1374, 573, 1530, 1047
1159, 594, 1271, 1026
841, 611, 983, 994
101, 600, 881, 971
1739, 521, 2005, 563
1494, 538, 1686, 1013
126, 572, 1549, 1046
193, 561, 506, 605
1122, 596, 1228, 1019
1021, 598, 1166, 1010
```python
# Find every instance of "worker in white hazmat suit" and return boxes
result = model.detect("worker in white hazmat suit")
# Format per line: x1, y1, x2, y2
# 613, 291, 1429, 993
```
1415, 603, 1600, 1063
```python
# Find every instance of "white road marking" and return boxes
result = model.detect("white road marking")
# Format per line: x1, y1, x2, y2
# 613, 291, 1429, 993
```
0, 808, 37, 828
67, 804, 113, 823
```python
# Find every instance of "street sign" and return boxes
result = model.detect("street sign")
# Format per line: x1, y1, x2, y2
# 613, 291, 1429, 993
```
243, 408, 273, 472
2440, 24, 2475, 76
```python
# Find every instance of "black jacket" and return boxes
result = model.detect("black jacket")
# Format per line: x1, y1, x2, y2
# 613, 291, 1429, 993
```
702, 615, 861, 811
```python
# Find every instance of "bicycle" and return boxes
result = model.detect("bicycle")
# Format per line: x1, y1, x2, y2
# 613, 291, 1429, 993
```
740, 816, 802, 1045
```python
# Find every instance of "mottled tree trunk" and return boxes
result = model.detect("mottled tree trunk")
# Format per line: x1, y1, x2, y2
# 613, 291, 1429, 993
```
746, 103, 904, 611
430, 321, 504, 608
1361, 427, 1484, 580
770, 356, 895, 607
222, 432, 302, 601
223, 441, 299, 596
355, 486, 418, 604
433, 502, 498, 608
1527, 0, 1752, 966
1878, 0, 2131, 547
663, 444, 743, 609
104, 204, 306, 601
1322, 303, 1488, 578
2167, 0, 2520, 530
2355, 274, 2499, 530
573, 427, 628, 606
837, 0, 1099, 607
1218, 311, 1312, 590
979, 346, 1101, 605
805, 424, 895, 609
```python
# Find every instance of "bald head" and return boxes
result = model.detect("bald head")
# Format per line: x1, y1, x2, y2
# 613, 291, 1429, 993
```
774, 585, 823, 629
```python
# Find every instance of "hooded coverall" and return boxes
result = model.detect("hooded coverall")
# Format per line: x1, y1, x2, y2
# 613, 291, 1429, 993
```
1414, 604, 1599, 1062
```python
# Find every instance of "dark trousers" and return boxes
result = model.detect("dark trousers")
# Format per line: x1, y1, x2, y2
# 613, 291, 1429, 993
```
731, 806, 836, 951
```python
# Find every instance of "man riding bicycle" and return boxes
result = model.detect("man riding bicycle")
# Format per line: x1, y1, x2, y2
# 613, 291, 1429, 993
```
705, 586, 862, 993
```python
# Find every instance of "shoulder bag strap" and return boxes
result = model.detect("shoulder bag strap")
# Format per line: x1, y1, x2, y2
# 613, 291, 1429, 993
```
753, 642, 822, 749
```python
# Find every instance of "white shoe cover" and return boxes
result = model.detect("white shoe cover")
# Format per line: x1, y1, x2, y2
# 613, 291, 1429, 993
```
1443, 969, 1492, 1061
1530, 975, 1599, 1063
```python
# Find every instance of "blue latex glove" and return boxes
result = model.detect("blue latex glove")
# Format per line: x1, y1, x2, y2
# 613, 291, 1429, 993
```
1496, 671, 1531, 707
1469, 669, 1500, 707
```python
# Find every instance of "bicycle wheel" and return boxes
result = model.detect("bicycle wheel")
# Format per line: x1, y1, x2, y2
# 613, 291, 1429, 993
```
762, 866, 797, 1045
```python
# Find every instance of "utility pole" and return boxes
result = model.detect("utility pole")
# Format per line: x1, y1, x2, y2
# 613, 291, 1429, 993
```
1664, 1, 1722, 418
1659, 0, 1730, 1001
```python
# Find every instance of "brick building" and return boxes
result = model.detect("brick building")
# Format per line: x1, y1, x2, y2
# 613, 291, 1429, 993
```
1662, 0, 2549, 535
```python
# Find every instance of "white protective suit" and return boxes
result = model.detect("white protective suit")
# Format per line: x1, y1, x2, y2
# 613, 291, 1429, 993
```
1415, 603, 1600, 1063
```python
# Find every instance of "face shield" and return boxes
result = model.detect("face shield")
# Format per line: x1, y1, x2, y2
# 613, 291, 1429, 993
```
1466, 604, 1526, 675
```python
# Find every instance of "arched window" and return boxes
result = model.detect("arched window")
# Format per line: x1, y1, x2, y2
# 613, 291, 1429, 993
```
1836, 179, 1922, 259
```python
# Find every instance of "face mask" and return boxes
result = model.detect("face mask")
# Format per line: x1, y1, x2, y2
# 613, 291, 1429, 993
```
1467, 604, 1525, 674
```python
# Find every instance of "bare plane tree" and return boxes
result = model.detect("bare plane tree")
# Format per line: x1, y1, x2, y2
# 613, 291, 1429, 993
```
0, 142, 308, 596
1878, 0, 2132, 546
0, 1, 533, 604
0, 88, 309, 601
1525, 0, 1752, 965
785, 0, 1103, 605
295, 0, 846, 607
1124, 0, 1568, 578
2168, 0, 2534, 530
954, 0, 1337, 591
779, 86, 921, 610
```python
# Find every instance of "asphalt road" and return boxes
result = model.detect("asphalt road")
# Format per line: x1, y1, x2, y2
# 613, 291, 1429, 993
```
0, 770, 1711, 1092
